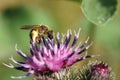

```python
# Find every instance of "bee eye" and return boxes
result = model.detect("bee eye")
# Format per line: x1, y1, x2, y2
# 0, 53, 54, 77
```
47, 31, 53, 35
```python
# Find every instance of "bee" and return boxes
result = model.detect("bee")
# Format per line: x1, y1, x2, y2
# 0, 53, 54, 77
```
20, 25, 54, 43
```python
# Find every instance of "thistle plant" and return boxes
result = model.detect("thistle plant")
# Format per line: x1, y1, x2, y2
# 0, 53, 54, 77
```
4, 28, 101, 80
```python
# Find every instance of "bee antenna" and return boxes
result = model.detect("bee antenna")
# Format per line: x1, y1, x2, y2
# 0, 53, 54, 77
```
20, 25, 34, 30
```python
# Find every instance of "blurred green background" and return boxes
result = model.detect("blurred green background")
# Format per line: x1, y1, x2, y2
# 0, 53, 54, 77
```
0, 0, 120, 80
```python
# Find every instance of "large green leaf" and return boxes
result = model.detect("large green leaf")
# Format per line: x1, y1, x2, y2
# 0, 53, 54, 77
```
81, 0, 117, 25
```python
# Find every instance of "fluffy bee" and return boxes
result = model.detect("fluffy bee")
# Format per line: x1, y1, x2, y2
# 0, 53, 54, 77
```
21, 25, 54, 43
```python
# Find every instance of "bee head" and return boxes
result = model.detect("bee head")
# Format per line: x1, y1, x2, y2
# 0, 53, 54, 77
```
47, 30, 54, 39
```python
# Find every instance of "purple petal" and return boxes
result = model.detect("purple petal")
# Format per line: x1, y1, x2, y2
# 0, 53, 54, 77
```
56, 32, 61, 49
9, 57, 30, 68
11, 72, 33, 79
64, 30, 72, 47
15, 44, 28, 59
71, 29, 80, 47
78, 42, 93, 54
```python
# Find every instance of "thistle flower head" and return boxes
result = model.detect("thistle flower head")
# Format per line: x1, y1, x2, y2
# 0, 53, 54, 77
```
78, 61, 114, 80
4, 29, 97, 79
91, 61, 110, 78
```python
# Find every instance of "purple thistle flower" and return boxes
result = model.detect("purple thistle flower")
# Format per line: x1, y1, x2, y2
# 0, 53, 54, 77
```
3, 29, 97, 79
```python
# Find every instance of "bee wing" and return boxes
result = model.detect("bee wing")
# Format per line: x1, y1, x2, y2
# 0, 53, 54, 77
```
20, 25, 38, 30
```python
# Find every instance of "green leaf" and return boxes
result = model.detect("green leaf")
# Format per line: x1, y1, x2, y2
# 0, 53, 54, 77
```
81, 0, 117, 25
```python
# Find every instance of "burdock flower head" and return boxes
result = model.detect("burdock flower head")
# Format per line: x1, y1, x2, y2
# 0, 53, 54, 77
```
4, 29, 97, 79
91, 62, 110, 79
78, 61, 114, 80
